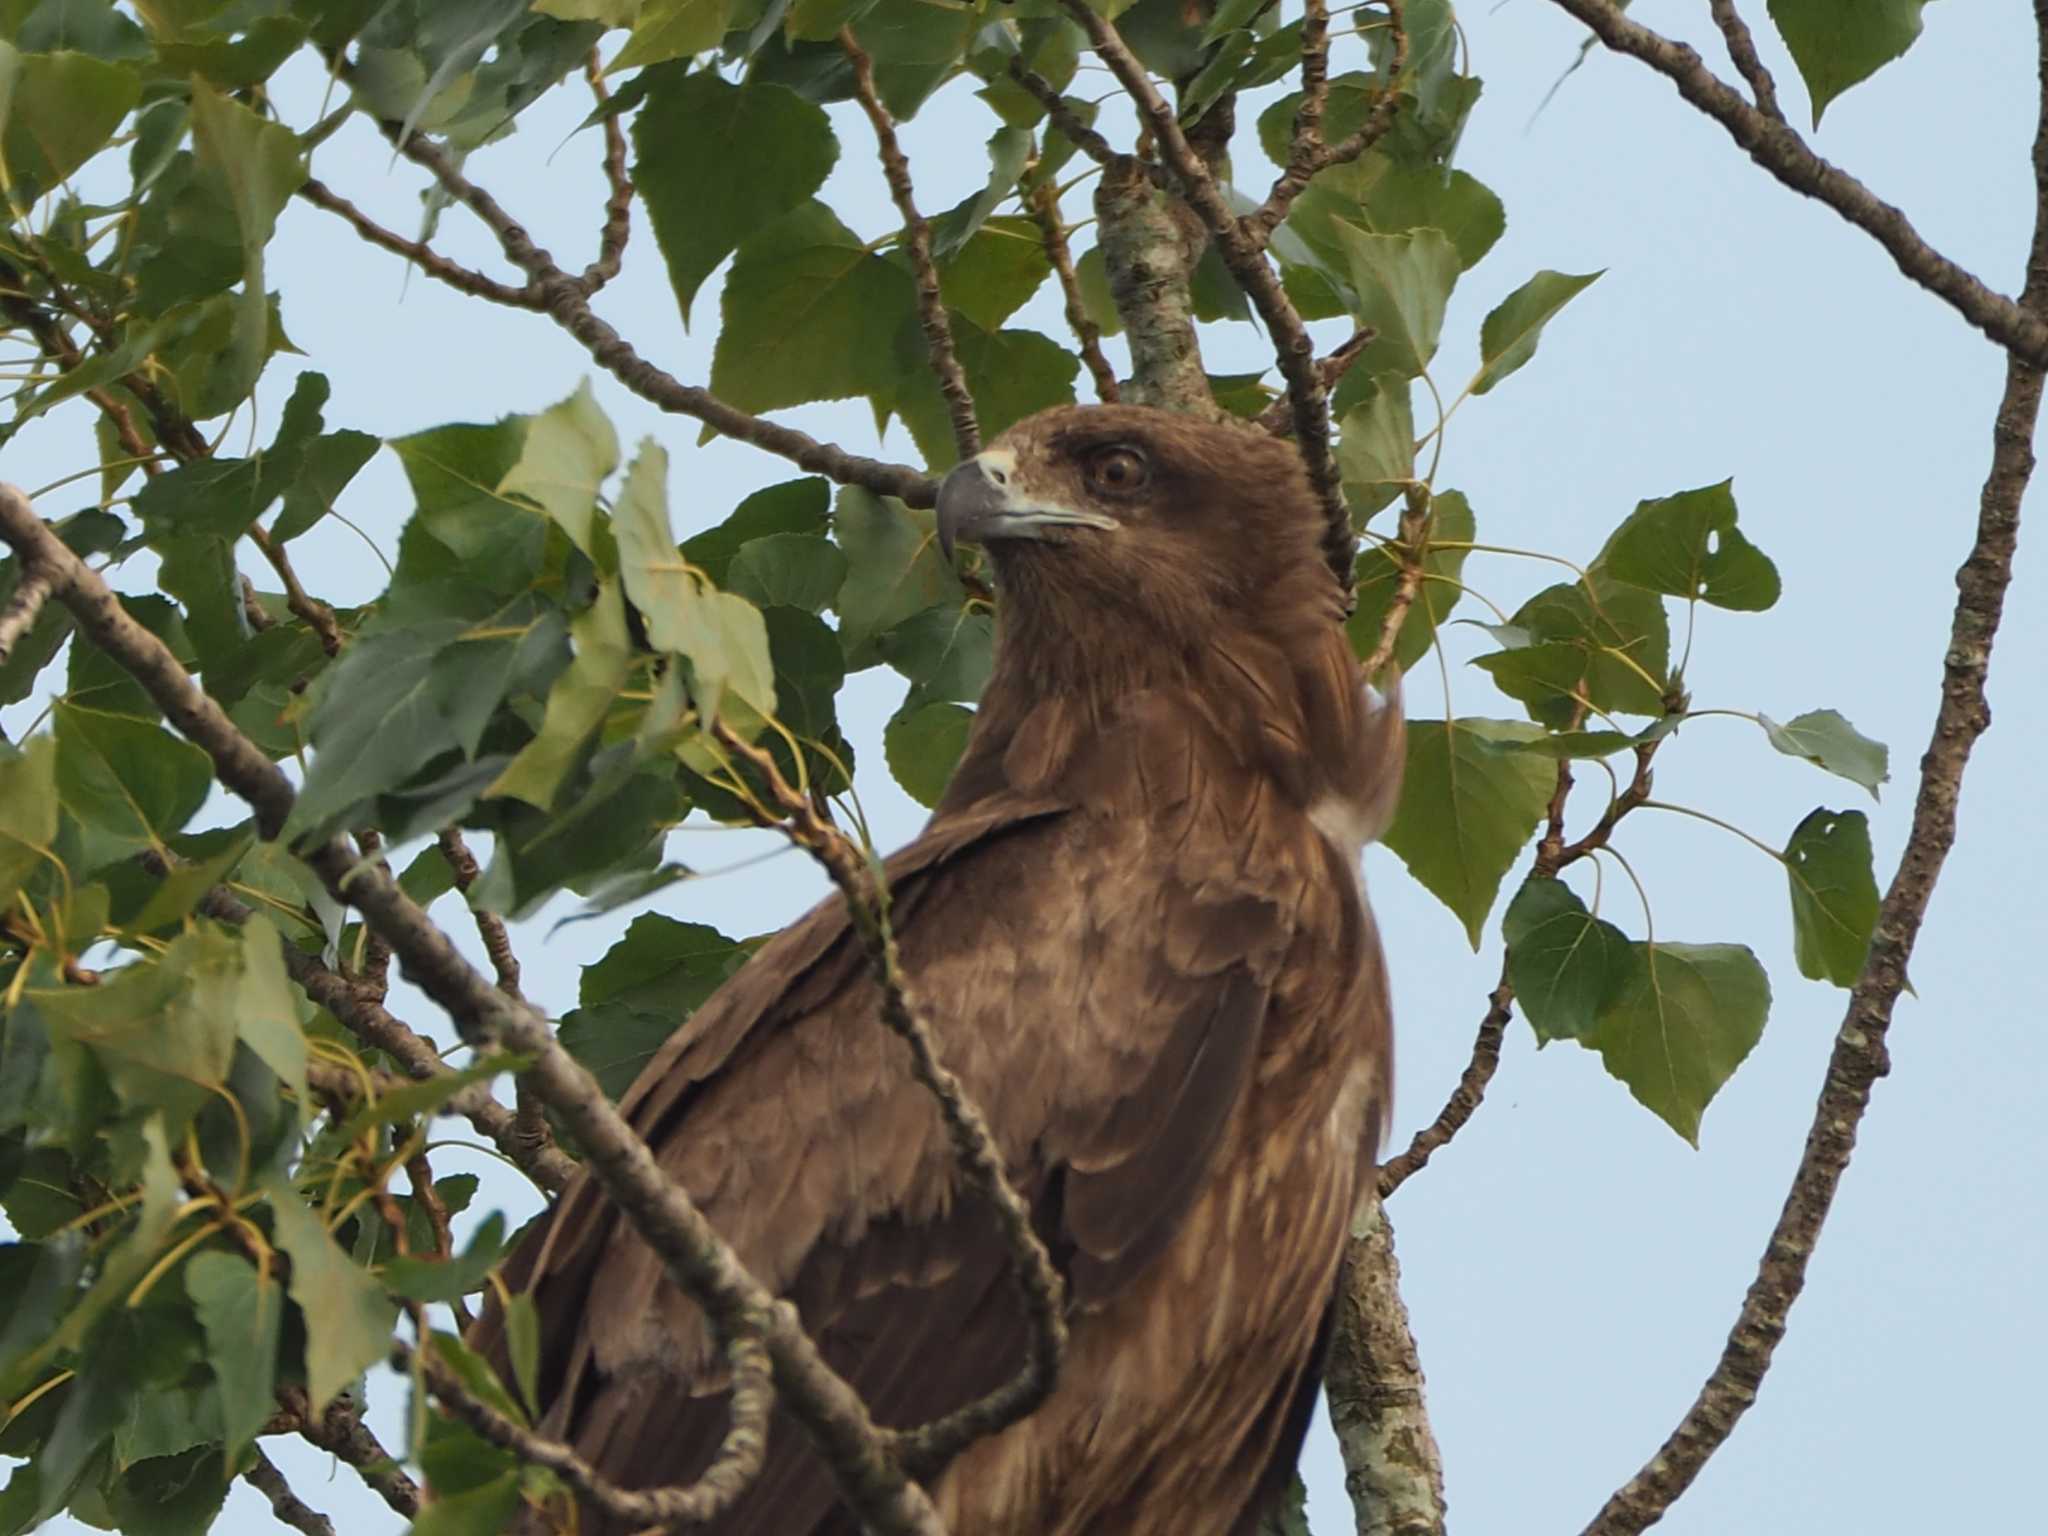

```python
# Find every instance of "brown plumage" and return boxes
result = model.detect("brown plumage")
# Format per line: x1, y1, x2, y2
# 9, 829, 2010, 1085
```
480, 404, 1403, 1536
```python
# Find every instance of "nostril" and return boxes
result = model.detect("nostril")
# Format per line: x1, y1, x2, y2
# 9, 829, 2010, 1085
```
988, 466, 1008, 486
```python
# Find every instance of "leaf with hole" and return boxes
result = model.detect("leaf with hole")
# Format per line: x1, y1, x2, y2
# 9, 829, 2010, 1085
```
1784, 807, 1879, 987
1598, 480, 1781, 612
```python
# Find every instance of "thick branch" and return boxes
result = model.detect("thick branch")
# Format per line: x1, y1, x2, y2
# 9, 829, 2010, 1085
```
0, 556, 56, 662
1581, 15, 2048, 1526
1062, 1, 1357, 593
0, 485, 945, 1536
844, 29, 981, 463
1330, 1200, 1446, 1536
1545, 0, 2048, 368
1093, 154, 1215, 416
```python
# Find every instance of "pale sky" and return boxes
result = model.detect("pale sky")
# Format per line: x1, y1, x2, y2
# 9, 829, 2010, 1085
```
9, 3, 2043, 1533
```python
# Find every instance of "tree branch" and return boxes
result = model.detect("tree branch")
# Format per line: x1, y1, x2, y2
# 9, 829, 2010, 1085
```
0, 483, 948, 1536
296, 176, 545, 310
1061, 0, 1358, 594
1029, 179, 1120, 403
1543, 0, 2048, 368
410, 1328, 773, 1526
843, 28, 981, 463
1706, 0, 1784, 122
338, 91, 939, 507
1004, 57, 1120, 168
1580, 13, 2048, 1526
1330, 1199, 1446, 1536
712, 724, 1067, 1476
241, 1446, 337, 1536
274, 1387, 420, 1520
580, 49, 634, 293
0, 555, 56, 663
1377, 964, 1514, 1198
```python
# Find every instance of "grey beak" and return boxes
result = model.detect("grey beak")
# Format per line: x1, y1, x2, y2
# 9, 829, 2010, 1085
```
936, 457, 1009, 565
935, 453, 1119, 565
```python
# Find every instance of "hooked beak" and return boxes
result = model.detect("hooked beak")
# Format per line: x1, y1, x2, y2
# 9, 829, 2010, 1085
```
935, 449, 1119, 564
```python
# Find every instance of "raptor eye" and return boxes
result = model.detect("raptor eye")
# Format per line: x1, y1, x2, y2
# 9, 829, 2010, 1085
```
1084, 445, 1150, 495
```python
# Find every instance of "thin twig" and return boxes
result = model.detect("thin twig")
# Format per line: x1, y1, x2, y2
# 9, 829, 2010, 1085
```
1544, 0, 2048, 368
1581, 13, 2048, 1525
410, 1327, 773, 1526
1004, 57, 1120, 167
1060, 0, 1357, 593
0, 483, 945, 1536
712, 723, 1067, 1474
295, 176, 545, 309
1706, 0, 1784, 122
1029, 180, 1120, 402
1378, 966, 1514, 1197
1356, 484, 1431, 677
580, 50, 634, 292
345, 96, 939, 506
1255, 328, 1376, 437
1246, 0, 1409, 244
242, 1446, 337, 1536
843, 29, 981, 463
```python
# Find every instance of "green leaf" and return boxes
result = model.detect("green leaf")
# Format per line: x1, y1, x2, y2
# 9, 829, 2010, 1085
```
611, 0, 732, 69
614, 440, 777, 721
231, 916, 308, 1116
334, 1055, 520, 1144
383, 1212, 508, 1302
1598, 480, 1781, 612
1334, 380, 1415, 522
848, 0, 980, 119
1759, 708, 1889, 799
680, 477, 830, 585
726, 532, 847, 614
0, 736, 58, 913
502, 1291, 541, 1416
559, 914, 745, 1097
264, 1177, 396, 1413
711, 200, 918, 415
885, 699, 972, 808
1285, 154, 1505, 276
832, 485, 963, 664
888, 312, 1078, 470
1767, 0, 1932, 126
1585, 942, 1771, 1144
0, 43, 141, 203
1336, 223, 1460, 376
271, 429, 380, 544
935, 214, 1053, 330
1383, 719, 1553, 947
1784, 807, 1879, 987
489, 580, 633, 810
633, 71, 836, 327
186, 1250, 280, 1462
497, 379, 620, 565
876, 605, 992, 702
407, 1470, 522, 1536
1503, 877, 1632, 1044
1470, 269, 1602, 396
52, 703, 213, 861
186, 82, 306, 411
1347, 489, 1472, 671
929, 126, 1031, 261
1504, 728, 1638, 760
1503, 575, 1672, 725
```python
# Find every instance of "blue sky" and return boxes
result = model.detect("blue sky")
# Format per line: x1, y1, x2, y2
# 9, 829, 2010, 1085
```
9, 3, 2043, 1533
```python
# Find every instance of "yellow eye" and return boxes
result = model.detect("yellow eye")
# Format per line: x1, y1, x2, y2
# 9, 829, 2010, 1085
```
1086, 446, 1149, 494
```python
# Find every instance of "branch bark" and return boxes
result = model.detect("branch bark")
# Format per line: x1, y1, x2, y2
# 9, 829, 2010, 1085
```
1544, 0, 2048, 368
1579, 11, 2048, 1525
241, 1447, 337, 1536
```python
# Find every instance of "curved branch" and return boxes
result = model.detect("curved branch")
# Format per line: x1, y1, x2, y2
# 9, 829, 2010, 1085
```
1544, 0, 2048, 368
1377, 965, 1514, 1198
242, 1447, 336, 1536
1028, 179, 1120, 403
1706, 0, 1784, 122
1580, 15, 2048, 1525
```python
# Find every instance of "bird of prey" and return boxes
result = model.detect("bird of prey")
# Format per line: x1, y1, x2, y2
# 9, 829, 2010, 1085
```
481, 403, 1404, 1536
